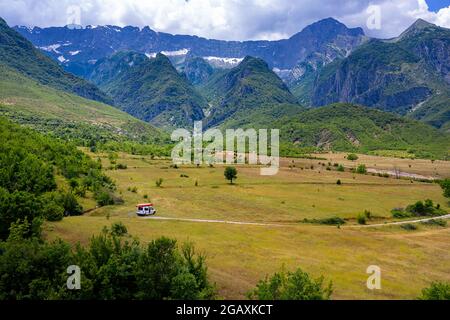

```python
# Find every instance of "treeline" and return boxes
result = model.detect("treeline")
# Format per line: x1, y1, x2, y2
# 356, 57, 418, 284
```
0, 222, 216, 300
0, 117, 114, 239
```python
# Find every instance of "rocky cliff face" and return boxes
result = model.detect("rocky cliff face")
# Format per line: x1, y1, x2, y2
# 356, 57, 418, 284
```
310, 20, 450, 128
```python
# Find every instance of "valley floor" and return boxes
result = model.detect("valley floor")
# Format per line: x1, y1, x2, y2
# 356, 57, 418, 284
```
45, 151, 450, 299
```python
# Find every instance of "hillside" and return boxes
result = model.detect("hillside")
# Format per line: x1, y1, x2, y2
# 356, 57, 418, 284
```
89, 52, 207, 129
0, 64, 166, 145
0, 17, 111, 104
201, 56, 301, 128
276, 103, 450, 159
310, 20, 450, 129
0, 116, 116, 239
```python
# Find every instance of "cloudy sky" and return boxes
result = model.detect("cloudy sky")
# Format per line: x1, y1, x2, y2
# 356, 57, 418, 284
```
1, 0, 449, 40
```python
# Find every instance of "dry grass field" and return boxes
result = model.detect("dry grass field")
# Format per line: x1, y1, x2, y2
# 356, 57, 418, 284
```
45, 150, 450, 299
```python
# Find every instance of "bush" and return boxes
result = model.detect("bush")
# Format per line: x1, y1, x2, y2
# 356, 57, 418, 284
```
363, 210, 371, 220
60, 192, 83, 216
401, 223, 417, 231
337, 165, 345, 172
42, 202, 64, 222
421, 219, 447, 227
347, 154, 359, 161
110, 222, 127, 236
248, 267, 332, 300
115, 163, 127, 170
419, 282, 450, 300
155, 178, 163, 188
336, 179, 342, 185
95, 189, 115, 207
357, 213, 366, 225
391, 208, 412, 218
439, 179, 450, 198
356, 164, 367, 174
303, 217, 345, 226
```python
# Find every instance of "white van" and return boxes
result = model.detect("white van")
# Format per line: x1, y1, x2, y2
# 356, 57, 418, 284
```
136, 203, 157, 216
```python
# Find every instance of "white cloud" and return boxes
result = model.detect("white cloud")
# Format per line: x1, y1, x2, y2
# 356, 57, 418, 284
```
1, 0, 449, 40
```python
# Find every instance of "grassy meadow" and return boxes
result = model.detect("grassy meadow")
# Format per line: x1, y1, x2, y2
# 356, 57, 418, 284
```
45, 150, 450, 299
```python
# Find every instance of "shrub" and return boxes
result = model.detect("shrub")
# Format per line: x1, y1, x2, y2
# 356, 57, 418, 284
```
336, 179, 342, 185
356, 164, 367, 174
115, 163, 127, 170
155, 178, 163, 188
391, 208, 412, 218
421, 219, 447, 227
95, 189, 115, 207
303, 217, 345, 226
248, 267, 333, 300
419, 282, 450, 300
357, 213, 366, 225
337, 165, 345, 172
42, 202, 64, 222
438, 179, 450, 198
347, 154, 359, 161
401, 223, 417, 231
111, 222, 128, 236
60, 192, 83, 216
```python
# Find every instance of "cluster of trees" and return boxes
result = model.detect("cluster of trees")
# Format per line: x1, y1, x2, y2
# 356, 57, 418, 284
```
0, 118, 114, 240
0, 221, 216, 300
391, 199, 447, 218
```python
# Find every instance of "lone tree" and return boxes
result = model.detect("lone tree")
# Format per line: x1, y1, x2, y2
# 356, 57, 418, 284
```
224, 166, 237, 184
347, 153, 358, 161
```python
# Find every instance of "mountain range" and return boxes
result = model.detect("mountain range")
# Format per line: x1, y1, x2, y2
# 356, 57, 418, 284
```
14, 17, 450, 131
0, 16, 449, 159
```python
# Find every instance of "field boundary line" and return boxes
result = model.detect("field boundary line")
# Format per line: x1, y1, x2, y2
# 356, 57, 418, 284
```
345, 214, 450, 228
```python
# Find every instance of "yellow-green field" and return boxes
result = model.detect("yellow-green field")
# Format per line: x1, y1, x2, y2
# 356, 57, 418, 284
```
46, 151, 450, 299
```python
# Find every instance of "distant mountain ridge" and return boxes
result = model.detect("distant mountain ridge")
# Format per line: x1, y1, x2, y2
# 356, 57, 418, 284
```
13, 17, 366, 79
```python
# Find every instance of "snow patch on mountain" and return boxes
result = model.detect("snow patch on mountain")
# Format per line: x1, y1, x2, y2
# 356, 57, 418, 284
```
39, 44, 61, 53
203, 56, 244, 68
160, 48, 190, 56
